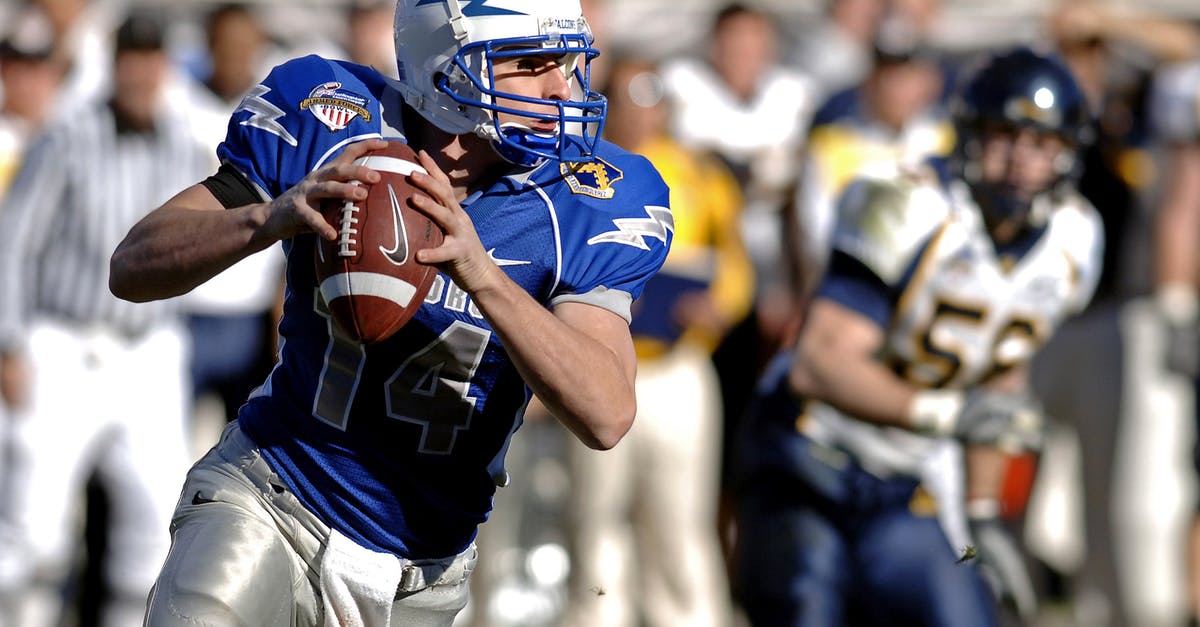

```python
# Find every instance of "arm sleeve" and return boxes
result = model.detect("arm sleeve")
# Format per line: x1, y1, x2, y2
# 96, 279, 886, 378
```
815, 250, 896, 329
201, 163, 266, 209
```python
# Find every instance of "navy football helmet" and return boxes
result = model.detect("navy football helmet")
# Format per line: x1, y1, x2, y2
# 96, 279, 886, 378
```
952, 47, 1092, 229
393, 0, 606, 166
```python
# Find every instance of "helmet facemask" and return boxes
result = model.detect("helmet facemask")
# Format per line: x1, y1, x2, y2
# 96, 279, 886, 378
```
959, 120, 1078, 237
444, 35, 606, 166
950, 47, 1091, 241
394, 0, 607, 167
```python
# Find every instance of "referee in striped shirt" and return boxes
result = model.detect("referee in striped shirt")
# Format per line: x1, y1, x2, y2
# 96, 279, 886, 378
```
0, 12, 212, 626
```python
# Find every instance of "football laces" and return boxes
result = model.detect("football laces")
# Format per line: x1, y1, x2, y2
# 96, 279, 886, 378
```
336, 189, 361, 258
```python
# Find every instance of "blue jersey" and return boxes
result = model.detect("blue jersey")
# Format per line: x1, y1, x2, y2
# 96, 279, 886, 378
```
217, 55, 671, 559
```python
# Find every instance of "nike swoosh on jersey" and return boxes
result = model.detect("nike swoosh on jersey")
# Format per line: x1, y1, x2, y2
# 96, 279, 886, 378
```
487, 248, 531, 267
380, 184, 409, 266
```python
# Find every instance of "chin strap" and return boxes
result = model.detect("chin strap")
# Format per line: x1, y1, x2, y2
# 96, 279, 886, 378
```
491, 124, 557, 167
973, 181, 1030, 227
445, 0, 468, 42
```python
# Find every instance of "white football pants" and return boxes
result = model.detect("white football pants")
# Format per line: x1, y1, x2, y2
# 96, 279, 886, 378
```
0, 320, 190, 627
561, 343, 733, 627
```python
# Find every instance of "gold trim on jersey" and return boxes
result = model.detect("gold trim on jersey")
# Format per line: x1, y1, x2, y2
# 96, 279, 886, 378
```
893, 221, 953, 325
998, 254, 1017, 274
794, 398, 811, 435
908, 484, 939, 518
1060, 247, 1081, 293
893, 222, 955, 387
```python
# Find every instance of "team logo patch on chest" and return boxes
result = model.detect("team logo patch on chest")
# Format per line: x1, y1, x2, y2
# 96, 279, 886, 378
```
300, 82, 371, 132
561, 158, 623, 199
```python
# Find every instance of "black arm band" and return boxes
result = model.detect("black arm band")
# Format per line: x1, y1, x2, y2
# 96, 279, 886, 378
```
200, 163, 262, 210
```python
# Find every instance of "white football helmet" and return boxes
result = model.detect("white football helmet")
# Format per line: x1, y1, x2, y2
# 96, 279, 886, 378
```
393, 0, 606, 166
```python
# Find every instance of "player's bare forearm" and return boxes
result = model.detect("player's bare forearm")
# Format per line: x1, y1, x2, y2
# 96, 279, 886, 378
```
0, 351, 30, 410
790, 299, 917, 429
404, 149, 637, 448
110, 186, 276, 302
965, 445, 1010, 503
1052, 1, 1200, 63
1155, 145, 1200, 288
112, 140, 387, 303
473, 273, 637, 450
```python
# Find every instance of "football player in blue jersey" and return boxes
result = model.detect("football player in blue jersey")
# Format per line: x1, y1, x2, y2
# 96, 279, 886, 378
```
731, 47, 1103, 626
107, 1, 672, 625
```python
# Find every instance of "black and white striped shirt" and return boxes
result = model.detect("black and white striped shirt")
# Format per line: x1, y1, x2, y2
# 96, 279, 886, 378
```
0, 99, 213, 347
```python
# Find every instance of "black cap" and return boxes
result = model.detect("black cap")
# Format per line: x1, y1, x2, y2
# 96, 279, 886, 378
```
0, 8, 55, 61
115, 11, 166, 53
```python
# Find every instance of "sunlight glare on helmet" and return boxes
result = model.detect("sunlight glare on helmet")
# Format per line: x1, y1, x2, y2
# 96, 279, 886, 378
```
1033, 87, 1054, 110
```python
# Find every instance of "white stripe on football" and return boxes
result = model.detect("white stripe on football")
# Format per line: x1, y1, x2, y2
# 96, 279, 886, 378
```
356, 155, 428, 177
319, 271, 419, 307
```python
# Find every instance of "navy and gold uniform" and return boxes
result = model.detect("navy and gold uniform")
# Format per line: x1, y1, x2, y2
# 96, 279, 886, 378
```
735, 165, 1103, 626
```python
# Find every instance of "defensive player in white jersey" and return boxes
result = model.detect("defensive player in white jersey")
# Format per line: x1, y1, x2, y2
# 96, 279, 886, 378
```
107, 1, 672, 625
732, 47, 1103, 626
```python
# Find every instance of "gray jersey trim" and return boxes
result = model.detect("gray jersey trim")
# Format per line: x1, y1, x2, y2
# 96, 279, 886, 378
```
549, 286, 634, 323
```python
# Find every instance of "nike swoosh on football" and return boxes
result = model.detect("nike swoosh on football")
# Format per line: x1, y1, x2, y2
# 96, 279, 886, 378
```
487, 248, 531, 267
379, 184, 409, 266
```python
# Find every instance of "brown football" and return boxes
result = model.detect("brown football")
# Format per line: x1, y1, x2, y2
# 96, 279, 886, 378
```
314, 140, 443, 344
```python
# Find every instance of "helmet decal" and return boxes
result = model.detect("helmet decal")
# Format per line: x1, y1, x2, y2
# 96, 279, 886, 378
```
414, 0, 524, 18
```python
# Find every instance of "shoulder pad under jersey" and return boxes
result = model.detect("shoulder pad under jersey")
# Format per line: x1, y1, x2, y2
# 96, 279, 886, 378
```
218, 55, 390, 198
543, 140, 673, 308
1047, 189, 1106, 313
832, 170, 949, 285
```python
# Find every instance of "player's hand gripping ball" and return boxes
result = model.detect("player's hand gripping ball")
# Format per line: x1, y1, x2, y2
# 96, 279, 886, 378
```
314, 140, 443, 343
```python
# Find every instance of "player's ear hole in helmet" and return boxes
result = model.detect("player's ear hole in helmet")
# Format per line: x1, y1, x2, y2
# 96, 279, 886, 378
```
392, 0, 607, 167
950, 46, 1093, 238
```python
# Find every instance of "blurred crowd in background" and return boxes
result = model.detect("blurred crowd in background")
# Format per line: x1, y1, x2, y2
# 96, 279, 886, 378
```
2, 0, 1200, 626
